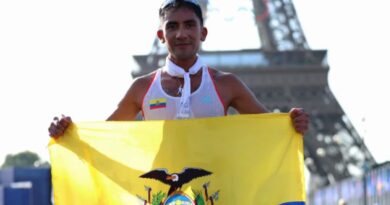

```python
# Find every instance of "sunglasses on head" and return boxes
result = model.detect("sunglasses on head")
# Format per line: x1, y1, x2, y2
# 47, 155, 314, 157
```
160, 0, 201, 9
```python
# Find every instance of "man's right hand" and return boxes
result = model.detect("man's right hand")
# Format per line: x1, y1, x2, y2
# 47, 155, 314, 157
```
48, 115, 72, 138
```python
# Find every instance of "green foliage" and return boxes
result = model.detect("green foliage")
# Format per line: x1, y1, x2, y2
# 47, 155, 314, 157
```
1, 151, 46, 168
194, 190, 206, 205
152, 191, 166, 205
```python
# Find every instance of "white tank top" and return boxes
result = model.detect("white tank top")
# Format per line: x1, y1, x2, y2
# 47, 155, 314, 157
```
142, 67, 226, 120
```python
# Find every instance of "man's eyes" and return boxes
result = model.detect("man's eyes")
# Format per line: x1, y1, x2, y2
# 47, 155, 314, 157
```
185, 23, 196, 28
166, 22, 196, 30
166, 24, 177, 29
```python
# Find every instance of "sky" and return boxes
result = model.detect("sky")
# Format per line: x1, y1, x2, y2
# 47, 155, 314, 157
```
0, 0, 389, 166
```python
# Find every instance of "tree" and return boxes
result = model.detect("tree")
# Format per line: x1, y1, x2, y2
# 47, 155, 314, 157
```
1, 151, 49, 168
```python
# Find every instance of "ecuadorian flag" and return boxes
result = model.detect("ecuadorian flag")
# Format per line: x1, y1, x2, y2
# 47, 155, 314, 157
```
149, 98, 167, 110
49, 113, 306, 205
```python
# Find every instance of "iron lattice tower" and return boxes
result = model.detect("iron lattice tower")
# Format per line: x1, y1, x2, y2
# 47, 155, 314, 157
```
132, 0, 376, 189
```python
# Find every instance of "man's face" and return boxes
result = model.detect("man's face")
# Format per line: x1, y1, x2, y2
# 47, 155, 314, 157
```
158, 7, 207, 63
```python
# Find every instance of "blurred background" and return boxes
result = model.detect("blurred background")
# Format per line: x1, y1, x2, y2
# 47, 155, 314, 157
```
0, 0, 389, 204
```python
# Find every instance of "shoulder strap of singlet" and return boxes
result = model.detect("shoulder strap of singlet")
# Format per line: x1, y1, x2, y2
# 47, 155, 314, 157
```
140, 70, 159, 117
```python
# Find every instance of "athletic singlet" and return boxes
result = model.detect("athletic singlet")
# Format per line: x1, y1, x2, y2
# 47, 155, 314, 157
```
142, 67, 226, 120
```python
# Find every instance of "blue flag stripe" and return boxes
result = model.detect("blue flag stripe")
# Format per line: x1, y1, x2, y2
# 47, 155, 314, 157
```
280, 202, 305, 205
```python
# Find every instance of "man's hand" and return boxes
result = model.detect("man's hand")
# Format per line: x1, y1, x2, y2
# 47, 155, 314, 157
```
48, 115, 72, 138
289, 108, 309, 135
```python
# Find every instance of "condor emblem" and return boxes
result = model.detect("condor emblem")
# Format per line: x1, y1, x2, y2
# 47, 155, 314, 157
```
138, 167, 220, 205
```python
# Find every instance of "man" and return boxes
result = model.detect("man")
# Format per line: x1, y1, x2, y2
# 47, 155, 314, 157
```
49, 0, 309, 137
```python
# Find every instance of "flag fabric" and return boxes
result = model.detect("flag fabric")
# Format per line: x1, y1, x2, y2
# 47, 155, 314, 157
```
49, 113, 306, 205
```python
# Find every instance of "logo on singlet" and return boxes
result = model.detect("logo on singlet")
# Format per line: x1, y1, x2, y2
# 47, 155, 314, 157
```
200, 96, 212, 104
149, 98, 167, 110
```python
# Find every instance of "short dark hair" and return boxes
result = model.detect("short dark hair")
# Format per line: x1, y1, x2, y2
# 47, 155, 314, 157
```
159, 0, 204, 26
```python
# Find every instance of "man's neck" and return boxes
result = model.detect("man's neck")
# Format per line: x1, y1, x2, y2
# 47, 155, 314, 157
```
168, 55, 198, 71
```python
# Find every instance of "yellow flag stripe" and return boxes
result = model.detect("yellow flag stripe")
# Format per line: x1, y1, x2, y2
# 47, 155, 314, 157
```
49, 113, 305, 205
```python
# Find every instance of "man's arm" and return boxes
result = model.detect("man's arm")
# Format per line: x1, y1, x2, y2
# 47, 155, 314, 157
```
214, 71, 269, 114
48, 73, 154, 137
214, 70, 308, 134
107, 74, 154, 121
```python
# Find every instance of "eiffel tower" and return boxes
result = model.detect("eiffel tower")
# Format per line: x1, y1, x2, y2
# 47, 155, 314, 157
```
131, 0, 376, 190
